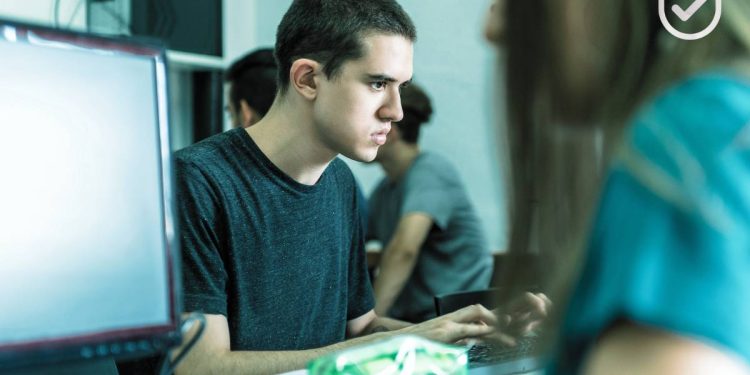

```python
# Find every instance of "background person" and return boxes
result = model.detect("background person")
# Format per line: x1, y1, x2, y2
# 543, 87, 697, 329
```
224, 47, 277, 128
368, 82, 494, 323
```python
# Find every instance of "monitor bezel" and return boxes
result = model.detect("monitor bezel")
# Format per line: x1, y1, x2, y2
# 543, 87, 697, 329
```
0, 18, 182, 369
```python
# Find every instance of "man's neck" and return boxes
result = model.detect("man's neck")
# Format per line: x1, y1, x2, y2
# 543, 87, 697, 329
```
245, 95, 336, 185
379, 144, 420, 182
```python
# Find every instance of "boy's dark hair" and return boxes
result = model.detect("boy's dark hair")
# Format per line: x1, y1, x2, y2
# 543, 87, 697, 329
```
275, 0, 416, 94
396, 83, 432, 144
225, 48, 278, 117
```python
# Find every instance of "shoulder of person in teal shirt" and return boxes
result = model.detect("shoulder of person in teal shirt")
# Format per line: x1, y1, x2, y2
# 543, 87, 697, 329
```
551, 71, 750, 374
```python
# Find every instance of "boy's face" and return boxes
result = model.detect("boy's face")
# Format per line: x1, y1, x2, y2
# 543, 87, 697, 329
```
312, 33, 413, 162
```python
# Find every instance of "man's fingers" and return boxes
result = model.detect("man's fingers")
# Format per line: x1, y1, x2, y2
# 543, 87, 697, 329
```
450, 304, 499, 326
522, 320, 542, 335
509, 292, 549, 319
500, 313, 511, 328
537, 293, 553, 309
434, 295, 553, 344
516, 311, 531, 322
457, 320, 496, 338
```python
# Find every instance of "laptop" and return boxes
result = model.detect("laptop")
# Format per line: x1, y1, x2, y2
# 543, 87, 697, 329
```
434, 288, 545, 374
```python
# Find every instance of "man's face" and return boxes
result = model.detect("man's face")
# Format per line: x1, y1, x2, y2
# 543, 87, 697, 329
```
312, 34, 413, 162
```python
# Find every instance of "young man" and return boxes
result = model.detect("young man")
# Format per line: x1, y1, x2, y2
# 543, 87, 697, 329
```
174, 1, 540, 373
224, 47, 277, 128
368, 83, 494, 322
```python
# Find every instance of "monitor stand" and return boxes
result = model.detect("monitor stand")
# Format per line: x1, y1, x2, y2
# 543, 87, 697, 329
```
0, 359, 118, 375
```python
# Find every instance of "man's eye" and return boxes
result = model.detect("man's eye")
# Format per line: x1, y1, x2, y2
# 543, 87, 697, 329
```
370, 81, 387, 91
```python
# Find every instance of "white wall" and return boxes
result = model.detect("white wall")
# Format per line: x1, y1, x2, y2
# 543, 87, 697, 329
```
224, 0, 258, 64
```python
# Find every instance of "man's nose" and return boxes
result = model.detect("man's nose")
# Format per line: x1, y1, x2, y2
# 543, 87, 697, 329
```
379, 89, 403, 123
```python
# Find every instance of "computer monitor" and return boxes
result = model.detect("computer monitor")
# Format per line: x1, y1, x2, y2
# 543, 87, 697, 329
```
0, 20, 181, 370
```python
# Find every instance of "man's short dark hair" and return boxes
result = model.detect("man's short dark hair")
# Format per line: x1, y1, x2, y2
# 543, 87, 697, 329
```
275, 0, 416, 94
225, 48, 278, 117
396, 83, 432, 144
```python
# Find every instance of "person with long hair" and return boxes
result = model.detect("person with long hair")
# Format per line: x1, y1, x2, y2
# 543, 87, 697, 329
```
490, 0, 750, 373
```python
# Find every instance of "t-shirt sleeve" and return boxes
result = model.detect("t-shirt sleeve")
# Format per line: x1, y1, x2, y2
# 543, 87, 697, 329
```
174, 156, 229, 316
347, 184, 375, 320
401, 160, 459, 229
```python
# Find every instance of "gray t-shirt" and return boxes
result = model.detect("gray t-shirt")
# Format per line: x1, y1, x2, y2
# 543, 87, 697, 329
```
368, 152, 493, 321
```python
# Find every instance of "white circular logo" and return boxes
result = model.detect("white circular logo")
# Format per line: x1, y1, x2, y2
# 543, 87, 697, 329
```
658, 0, 722, 40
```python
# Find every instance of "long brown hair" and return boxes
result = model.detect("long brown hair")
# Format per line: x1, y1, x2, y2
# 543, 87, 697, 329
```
498, 0, 750, 344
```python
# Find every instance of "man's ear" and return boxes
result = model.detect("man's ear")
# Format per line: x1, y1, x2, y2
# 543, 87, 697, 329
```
289, 58, 320, 100
238, 99, 259, 127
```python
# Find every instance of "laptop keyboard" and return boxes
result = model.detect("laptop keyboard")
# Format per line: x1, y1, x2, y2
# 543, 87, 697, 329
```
467, 337, 538, 368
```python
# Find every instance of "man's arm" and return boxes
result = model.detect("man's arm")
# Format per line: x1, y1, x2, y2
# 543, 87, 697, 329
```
174, 313, 396, 375
372, 213, 433, 316
175, 304, 501, 375
348, 310, 412, 336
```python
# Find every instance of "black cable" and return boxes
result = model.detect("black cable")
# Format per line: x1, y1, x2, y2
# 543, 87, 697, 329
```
159, 313, 207, 375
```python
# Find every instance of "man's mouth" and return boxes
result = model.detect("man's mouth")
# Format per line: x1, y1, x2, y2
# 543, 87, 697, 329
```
371, 126, 390, 146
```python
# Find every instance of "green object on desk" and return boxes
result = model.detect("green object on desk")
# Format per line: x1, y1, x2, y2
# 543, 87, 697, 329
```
308, 335, 467, 375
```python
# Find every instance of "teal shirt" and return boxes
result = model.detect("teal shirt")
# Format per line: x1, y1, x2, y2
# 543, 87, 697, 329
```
552, 73, 750, 374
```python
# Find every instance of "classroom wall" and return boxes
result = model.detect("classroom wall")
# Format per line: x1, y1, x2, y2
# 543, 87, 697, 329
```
253, 0, 509, 251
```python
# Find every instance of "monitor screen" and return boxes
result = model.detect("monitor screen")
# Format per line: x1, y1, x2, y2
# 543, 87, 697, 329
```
0, 20, 181, 369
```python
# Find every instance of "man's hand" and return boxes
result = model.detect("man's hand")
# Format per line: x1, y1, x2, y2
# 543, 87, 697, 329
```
398, 304, 516, 346
393, 293, 551, 348
499, 292, 552, 338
